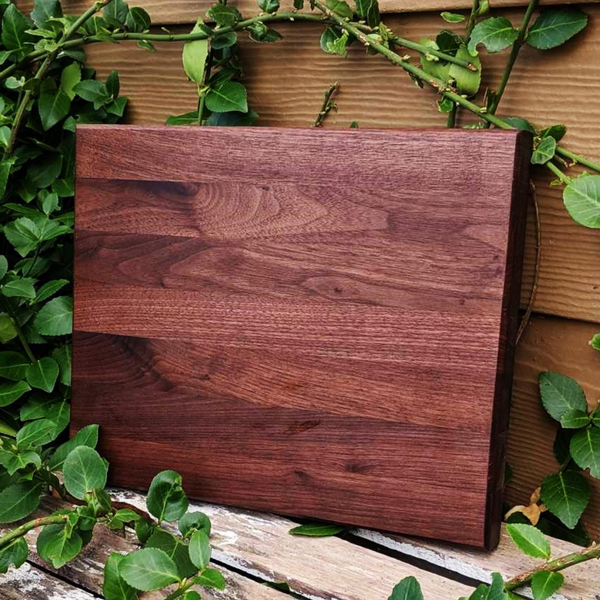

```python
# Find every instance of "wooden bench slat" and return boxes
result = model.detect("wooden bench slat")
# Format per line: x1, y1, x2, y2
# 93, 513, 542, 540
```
112, 490, 474, 599
2, 562, 97, 600
353, 527, 598, 600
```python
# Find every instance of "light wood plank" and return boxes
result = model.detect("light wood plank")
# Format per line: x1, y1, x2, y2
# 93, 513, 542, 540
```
1, 562, 97, 600
508, 314, 600, 540
353, 525, 599, 600
79, 7, 600, 324
15, 0, 600, 24
110, 489, 475, 599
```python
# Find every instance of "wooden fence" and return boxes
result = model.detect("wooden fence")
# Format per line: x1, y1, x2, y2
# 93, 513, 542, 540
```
18, 0, 600, 538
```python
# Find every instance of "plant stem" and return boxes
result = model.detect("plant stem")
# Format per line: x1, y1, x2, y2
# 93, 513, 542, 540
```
556, 147, 600, 174
0, 514, 68, 551
465, 0, 481, 39
546, 161, 571, 185
390, 36, 477, 70
505, 542, 600, 591
446, 104, 457, 128
487, 0, 540, 116
314, 81, 339, 127
164, 577, 197, 600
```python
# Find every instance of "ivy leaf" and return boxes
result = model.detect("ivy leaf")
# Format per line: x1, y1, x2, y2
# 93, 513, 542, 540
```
441, 12, 465, 24
179, 512, 211, 537
206, 5, 242, 27
355, 0, 380, 28
146, 529, 196, 578
448, 45, 481, 97
63, 446, 108, 500
563, 174, 600, 229
103, 553, 139, 600
182, 20, 209, 85
0, 537, 28, 574
37, 524, 82, 569
467, 17, 518, 55
2, 277, 36, 299
0, 481, 41, 523
205, 82, 248, 113
119, 548, 180, 592
33, 296, 73, 336
531, 571, 564, 600
388, 576, 424, 600
26, 356, 59, 392
2, 5, 34, 52
527, 8, 588, 50
506, 523, 551, 559
326, 0, 353, 18
189, 530, 211, 570
560, 409, 591, 429
0, 351, 30, 381
147, 471, 188, 522
194, 568, 226, 590
539, 372, 588, 422
289, 522, 347, 536
531, 136, 557, 165
0, 380, 31, 408
570, 427, 600, 477
16, 418, 58, 448
49, 424, 99, 471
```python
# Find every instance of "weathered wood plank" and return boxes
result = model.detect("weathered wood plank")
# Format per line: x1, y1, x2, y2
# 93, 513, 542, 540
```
79, 8, 600, 325
111, 489, 475, 599
1, 562, 97, 600
16, 0, 600, 24
353, 525, 599, 600
508, 314, 600, 540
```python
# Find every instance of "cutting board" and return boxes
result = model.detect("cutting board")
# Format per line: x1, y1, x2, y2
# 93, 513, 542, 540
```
72, 126, 531, 549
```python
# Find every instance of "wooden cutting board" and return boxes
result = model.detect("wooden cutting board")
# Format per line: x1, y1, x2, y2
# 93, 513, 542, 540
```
72, 125, 531, 549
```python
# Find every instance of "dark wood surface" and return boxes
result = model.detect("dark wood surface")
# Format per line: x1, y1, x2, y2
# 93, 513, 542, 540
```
73, 125, 531, 549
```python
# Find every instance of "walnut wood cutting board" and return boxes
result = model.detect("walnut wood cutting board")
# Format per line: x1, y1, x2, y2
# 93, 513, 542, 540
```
72, 125, 531, 549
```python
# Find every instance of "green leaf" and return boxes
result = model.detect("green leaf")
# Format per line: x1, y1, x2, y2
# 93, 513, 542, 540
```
183, 592, 201, 600
106, 70, 120, 98
0, 380, 31, 407
60, 62, 81, 100
126, 7, 151, 32
355, 0, 380, 28
505, 523, 551, 559
4, 217, 40, 257
49, 424, 99, 471
33, 296, 73, 336
531, 136, 557, 165
388, 576, 424, 600
0, 160, 11, 201
39, 90, 71, 131
0, 315, 17, 344
194, 568, 226, 590
182, 20, 209, 85
36, 280, 69, 304
103, 553, 139, 600
0, 351, 30, 381
0, 256, 7, 280
205, 82, 248, 113
570, 427, 600, 477
52, 344, 72, 386
16, 418, 58, 448
73, 80, 111, 108
2, 277, 36, 299
146, 470, 188, 522
258, 0, 280, 14
590, 333, 600, 352
27, 154, 63, 188
563, 174, 600, 229
134, 517, 156, 544
189, 530, 211, 570
448, 45, 481, 97
560, 409, 591, 429
31, 0, 63, 28
468, 573, 506, 600
467, 17, 518, 55
63, 446, 108, 500
539, 372, 588, 421
104, 0, 129, 24
26, 356, 59, 393
289, 523, 347, 536
206, 4, 242, 27
326, 0, 353, 18
108, 508, 140, 529
527, 8, 588, 50
20, 393, 59, 420
0, 481, 41, 523
146, 529, 196, 578
179, 511, 211, 537
0, 537, 28, 574
119, 548, 180, 592
539, 124, 567, 142
531, 571, 564, 600
2, 5, 33, 52
441, 12, 465, 24
0, 449, 41, 475
37, 524, 82, 569
320, 27, 345, 56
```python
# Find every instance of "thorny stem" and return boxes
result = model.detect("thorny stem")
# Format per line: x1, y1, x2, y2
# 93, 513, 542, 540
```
0, 514, 69, 551
390, 35, 477, 70
164, 576, 200, 600
487, 0, 540, 116
556, 147, 600, 174
505, 542, 600, 591
314, 81, 339, 127
546, 161, 571, 185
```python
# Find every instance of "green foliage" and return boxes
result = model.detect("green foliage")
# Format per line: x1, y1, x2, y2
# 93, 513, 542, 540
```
147, 470, 189, 523
526, 8, 588, 50
466, 573, 506, 600
119, 548, 181, 591
563, 174, 600, 228
539, 372, 588, 422
570, 427, 600, 478
388, 576, 423, 600
182, 20, 209, 85
540, 471, 590, 529
531, 571, 564, 600
63, 445, 108, 499
289, 522, 348, 536
590, 333, 600, 352
467, 17, 518, 55
531, 136, 557, 165
505, 523, 551, 559
441, 12, 465, 24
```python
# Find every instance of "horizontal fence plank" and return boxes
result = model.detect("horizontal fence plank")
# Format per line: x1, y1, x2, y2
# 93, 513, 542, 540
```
79, 6, 600, 324
508, 314, 600, 540
15, 0, 600, 24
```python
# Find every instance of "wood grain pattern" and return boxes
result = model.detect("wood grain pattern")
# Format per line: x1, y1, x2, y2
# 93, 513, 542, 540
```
73, 125, 531, 549
77, 8, 600, 324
